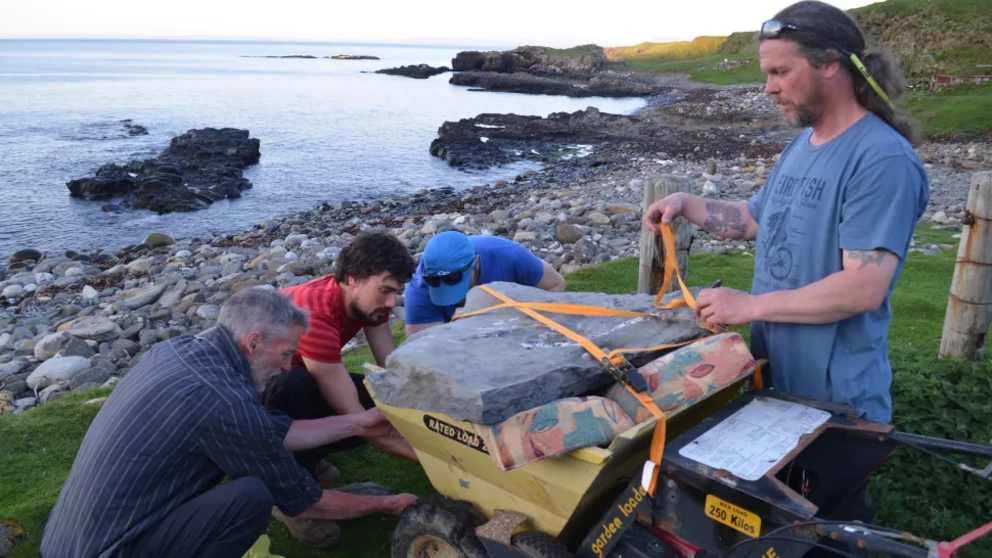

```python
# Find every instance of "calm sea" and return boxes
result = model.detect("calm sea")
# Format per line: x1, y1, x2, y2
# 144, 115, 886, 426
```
0, 39, 645, 258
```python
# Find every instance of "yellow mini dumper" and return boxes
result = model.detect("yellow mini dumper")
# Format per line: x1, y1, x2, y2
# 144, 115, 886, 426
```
367, 363, 992, 558
366, 227, 992, 558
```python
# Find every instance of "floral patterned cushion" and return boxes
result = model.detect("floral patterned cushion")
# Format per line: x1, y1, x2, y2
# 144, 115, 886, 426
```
606, 332, 757, 423
473, 396, 635, 471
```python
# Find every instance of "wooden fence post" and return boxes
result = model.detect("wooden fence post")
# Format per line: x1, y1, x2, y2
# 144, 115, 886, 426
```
638, 175, 693, 295
940, 171, 992, 361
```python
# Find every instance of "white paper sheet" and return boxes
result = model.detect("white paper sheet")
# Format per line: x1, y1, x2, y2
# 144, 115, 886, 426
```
678, 397, 831, 481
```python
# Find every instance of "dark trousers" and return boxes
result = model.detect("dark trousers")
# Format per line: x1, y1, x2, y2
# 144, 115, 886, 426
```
261, 365, 374, 476
125, 477, 273, 558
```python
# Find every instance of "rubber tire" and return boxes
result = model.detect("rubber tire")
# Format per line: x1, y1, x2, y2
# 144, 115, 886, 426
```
390, 495, 488, 558
510, 531, 574, 558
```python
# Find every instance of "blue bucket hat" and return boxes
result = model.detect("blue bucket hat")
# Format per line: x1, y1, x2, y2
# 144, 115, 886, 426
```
421, 231, 477, 306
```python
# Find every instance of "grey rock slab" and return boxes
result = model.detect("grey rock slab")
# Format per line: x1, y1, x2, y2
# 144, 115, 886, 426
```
27, 356, 91, 390
371, 282, 706, 424
68, 317, 123, 342
116, 284, 167, 310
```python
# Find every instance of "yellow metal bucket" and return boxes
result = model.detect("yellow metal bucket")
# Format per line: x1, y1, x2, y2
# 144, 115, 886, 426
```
364, 371, 750, 541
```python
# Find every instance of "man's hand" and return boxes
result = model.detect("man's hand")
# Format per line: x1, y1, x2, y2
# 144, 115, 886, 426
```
695, 288, 758, 329
643, 193, 684, 232
385, 494, 419, 516
352, 408, 401, 438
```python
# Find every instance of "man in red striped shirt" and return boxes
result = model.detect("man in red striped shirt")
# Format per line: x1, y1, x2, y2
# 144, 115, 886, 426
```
264, 231, 418, 547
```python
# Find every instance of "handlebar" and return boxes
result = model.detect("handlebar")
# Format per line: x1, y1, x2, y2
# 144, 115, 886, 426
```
813, 524, 929, 558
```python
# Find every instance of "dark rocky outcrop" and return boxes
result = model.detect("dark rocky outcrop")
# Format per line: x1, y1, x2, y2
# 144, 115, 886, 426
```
448, 46, 670, 97
429, 107, 782, 170
67, 128, 260, 214
449, 71, 657, 97
120, 120, 148, 136
451, 45, 608, 77
374, 64, 451, 79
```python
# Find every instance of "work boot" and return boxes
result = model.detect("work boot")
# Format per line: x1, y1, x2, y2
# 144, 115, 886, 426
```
272, 507, 341, 548
314, 459, 340, 489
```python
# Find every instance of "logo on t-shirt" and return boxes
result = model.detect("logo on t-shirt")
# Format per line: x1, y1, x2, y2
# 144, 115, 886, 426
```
756, 173, 828, 289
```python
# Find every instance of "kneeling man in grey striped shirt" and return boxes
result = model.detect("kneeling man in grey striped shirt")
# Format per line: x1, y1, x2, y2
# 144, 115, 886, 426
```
40, 288, 418, 558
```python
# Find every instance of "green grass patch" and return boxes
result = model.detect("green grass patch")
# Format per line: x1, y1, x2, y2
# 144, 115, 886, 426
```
690, 62, 765, 85
3, 223, 990, 556
605, 36, 727, 62
545, 45, 604, 58
609, 48, 765, 85
853, 0, 992, 20
904, 83, 992, 136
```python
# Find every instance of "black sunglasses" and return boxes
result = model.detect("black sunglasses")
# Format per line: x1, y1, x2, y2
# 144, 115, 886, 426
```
761, 19, 856, 56
760, 20, 801, 41
423, 259, 474, 288
760, 19, 895, 110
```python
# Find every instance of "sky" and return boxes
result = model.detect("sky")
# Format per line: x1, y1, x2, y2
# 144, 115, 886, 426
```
2, 0, 881, 48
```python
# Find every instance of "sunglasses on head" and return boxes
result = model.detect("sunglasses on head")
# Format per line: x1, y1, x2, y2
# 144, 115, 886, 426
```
759, 19, 896, 111
423, 259, 474, 288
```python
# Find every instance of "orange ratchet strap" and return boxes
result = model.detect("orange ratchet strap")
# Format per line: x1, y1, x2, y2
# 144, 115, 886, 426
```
452, 223, 699, 495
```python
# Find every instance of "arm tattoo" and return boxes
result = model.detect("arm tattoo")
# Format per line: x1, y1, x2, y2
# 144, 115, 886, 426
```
847, 250, 886, 270
703, 201, 748, 237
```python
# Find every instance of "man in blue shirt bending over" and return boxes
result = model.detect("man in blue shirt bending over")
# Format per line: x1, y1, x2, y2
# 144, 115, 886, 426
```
404, 231, 566, 337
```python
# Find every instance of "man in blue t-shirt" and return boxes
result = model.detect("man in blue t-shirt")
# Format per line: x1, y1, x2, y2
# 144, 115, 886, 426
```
404, 231, 566, 337
644, 3, 930, 545
645, 3, 928, 425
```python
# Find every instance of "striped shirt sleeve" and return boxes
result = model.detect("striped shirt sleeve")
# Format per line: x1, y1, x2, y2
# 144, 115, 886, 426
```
196, 399, 322, 516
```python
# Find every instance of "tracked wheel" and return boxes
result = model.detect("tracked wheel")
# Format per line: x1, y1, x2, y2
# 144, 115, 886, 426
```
391, 496, 488, 558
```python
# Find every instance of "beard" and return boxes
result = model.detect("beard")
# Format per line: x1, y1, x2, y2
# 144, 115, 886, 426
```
350, 302, 390, 325
248, 356, 282, 396
779, 79, 825, 129
790, 106, 820, 128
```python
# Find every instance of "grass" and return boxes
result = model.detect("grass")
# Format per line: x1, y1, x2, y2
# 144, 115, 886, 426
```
904, 83, 992, 137
545, 45, 605, 58
604, 0, 992, 84
605, 36, 727, 62
852, 0, 992, 20
2, 223, 989, 557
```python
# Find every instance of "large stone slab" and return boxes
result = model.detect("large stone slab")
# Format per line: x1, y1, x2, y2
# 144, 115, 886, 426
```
370, 282, 707, 424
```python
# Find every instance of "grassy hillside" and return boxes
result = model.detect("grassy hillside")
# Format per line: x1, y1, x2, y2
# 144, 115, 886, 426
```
604, 36, 727, 62
852, 0, 992, 78
605, 0, 992, 83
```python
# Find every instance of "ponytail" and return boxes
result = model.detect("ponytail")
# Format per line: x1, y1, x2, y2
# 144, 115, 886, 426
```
852, 46, 921, 146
